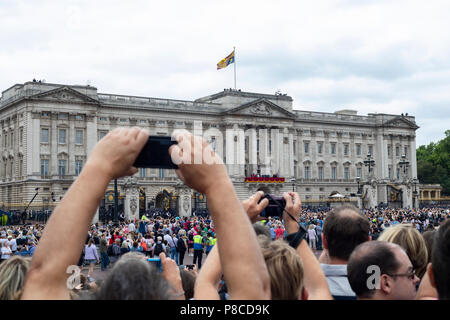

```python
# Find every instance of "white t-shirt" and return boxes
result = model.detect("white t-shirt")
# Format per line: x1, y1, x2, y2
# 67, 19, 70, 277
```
308, 229, 317, 240
128, 223, 136, 232
8, 239, 17, 251
1, 246, 12, 259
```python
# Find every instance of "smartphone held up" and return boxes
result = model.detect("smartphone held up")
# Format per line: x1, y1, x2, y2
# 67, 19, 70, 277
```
133, 136, 178, 169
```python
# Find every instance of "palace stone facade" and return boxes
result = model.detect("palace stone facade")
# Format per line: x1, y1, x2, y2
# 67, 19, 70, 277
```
0, 81, 420, 219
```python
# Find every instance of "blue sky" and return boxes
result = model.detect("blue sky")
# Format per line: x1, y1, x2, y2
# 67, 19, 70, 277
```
1, 0, 449, 146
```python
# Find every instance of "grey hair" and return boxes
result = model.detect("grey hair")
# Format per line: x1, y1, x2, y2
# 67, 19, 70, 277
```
92, 252, 172, 300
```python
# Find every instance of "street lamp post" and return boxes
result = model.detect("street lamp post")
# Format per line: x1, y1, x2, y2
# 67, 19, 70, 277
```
356, 176, 361, 196
114, 179, 119, 224
413, 179, 419, 208
364, 153, 375, 175
290, 178, 296, 192
398, 154, 410, 181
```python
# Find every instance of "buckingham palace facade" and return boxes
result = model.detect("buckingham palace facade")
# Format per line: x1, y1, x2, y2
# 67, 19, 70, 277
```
0, 80, 420, 217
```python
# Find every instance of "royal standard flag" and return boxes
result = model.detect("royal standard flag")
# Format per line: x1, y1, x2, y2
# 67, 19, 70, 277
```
217, 50, 235, 70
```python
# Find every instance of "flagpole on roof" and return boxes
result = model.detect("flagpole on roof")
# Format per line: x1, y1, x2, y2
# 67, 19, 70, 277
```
233, 46, 237, 90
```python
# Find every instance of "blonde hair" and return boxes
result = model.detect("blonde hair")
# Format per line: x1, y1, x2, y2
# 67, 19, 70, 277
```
0, 256, 31, 300
378, 224, 428, 278
258, 236, 304, 300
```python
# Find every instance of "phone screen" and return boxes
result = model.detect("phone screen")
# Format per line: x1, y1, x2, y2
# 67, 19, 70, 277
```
133, 136, 178, 169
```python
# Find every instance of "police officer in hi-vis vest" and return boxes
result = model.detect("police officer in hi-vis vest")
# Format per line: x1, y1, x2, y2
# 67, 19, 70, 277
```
205, 232, 216, 256
193, 232, 205, 269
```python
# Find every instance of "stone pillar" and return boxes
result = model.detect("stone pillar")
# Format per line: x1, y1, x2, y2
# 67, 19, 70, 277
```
363, 183, 377, 209
401, 184, 413, 209
288, 130, 294, 178
377, 183, 388, 206
249, 128, 257, 173
92, 207, 99, 224
68, 116, 76, 175
123, 176, 139, 222
258, 128, 270, 175
29, 113, 40, 176
86, 115, 97, 157
177, 185, 192, 218
409, 135, 417, 180
51, 113, 58, 176
270, 128, 280, 176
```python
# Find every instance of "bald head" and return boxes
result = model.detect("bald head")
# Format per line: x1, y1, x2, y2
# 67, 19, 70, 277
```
347, 241, 408, 299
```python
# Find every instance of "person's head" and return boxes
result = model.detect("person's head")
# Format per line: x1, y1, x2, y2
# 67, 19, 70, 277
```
378, 224, 428, 279
258, 236, 306, 300
2, 241, 9, 248
323, 205, 371, 262
87, 238, 94, 247
422, 230, 436, 264
347, 241, 419, 300
157, 236, 162, 243
94, 252, 171, 300
180, 269, 196, 300
0, 256, 31, 300
428, 219, 450, 300
252, 223, 271, 239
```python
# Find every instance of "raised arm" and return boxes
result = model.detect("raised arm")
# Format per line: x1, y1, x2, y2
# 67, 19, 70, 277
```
283, 192, 332, 300
194, 244, 221, 300
170, 131, 270, 300
22, 127, 148, 299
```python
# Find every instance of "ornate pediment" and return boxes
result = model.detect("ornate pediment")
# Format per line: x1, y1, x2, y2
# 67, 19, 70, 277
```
223, 98, 296, 119
382, 116, 419, 129
30, 87, 99, 105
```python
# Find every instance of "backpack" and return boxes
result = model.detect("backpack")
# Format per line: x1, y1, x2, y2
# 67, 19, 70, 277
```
177, 238, 186, 252
107, 245, 113, 256
154, 243, 164, 256
112, 244, 121, 256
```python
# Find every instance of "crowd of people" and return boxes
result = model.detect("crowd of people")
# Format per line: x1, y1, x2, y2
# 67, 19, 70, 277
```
0, 127, 448, 301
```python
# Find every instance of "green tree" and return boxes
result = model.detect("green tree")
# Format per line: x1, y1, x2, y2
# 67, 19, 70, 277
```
417, 130, 450, 195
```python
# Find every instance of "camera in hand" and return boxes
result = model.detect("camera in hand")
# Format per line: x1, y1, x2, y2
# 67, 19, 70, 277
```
133, 136, 178, 169
259, 194, 286, 217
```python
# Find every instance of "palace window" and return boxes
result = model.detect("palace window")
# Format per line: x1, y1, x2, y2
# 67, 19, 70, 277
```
344, 144, 349, 156
318, 167, 324, 180
357, 167, 362, 179
331, 143, 336, 154
75, 160, 83, 176
140, 168, 146, 177
305, 166, 310, 180
356, 144, 361, 156
344, 167, 350, 180
317, 142, 323, 154
304, 142, 309, 154
58, 159, 67, 176
331, 167, 337, 180
41, 128, 49, 143
76, 130, 83, 145
41, 159, 49, 177
59, 129, 67, 144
